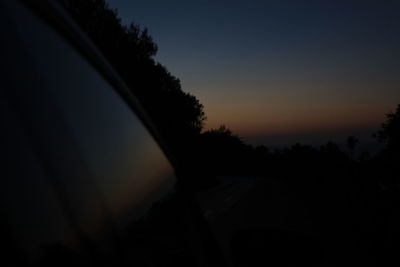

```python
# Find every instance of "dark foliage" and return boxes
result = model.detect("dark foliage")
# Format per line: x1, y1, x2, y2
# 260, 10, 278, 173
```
346, 135, 358, 160
193, 107, 399, 266
59, 0, 206, 162
197, 125, 255, 176
374, 104, 400, 157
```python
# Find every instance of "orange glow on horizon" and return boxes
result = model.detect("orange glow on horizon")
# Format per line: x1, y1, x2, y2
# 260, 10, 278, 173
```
203, 101, 388, 137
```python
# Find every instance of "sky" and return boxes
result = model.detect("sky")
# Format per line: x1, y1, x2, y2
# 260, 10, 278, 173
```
107, 0, 400, 148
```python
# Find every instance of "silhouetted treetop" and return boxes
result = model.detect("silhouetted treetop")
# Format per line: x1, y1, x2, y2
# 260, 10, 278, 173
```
346, 136, 358, 160
59, 0, 206, 159
374, 104, 400, 153
201, 125, 246, 148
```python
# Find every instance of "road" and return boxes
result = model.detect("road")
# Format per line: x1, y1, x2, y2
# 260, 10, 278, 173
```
196, 176, 316, 267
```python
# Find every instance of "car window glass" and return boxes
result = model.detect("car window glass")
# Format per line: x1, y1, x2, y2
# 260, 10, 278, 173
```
8, 0, 177, 232
0, 1, 195, 265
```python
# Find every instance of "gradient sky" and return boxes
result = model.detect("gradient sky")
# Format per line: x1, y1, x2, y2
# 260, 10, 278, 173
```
107, 0, 400, 147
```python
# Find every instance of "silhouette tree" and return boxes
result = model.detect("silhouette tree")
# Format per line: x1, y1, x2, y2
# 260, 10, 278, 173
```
59, 0, 206, 162
196, 125, 257, 175
372, 104, 400, 189
374, 104, 400, 155
346, 136, 358, 161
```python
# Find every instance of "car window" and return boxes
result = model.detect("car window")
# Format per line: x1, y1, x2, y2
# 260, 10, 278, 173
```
8, 0, 178, 226
1, 1, 184, 266
18, 2, 177, 233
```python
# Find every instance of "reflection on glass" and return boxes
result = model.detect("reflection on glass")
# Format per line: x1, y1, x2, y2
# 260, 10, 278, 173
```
34, 27, 177, 230
13, 0, 177, 232
3, 1, 193, 265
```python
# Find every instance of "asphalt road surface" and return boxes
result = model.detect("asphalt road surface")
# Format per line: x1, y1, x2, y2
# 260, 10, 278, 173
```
196, 176, 317, 267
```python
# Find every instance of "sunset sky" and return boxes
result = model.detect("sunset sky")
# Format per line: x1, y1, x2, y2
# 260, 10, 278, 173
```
107, 0, 400, 147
